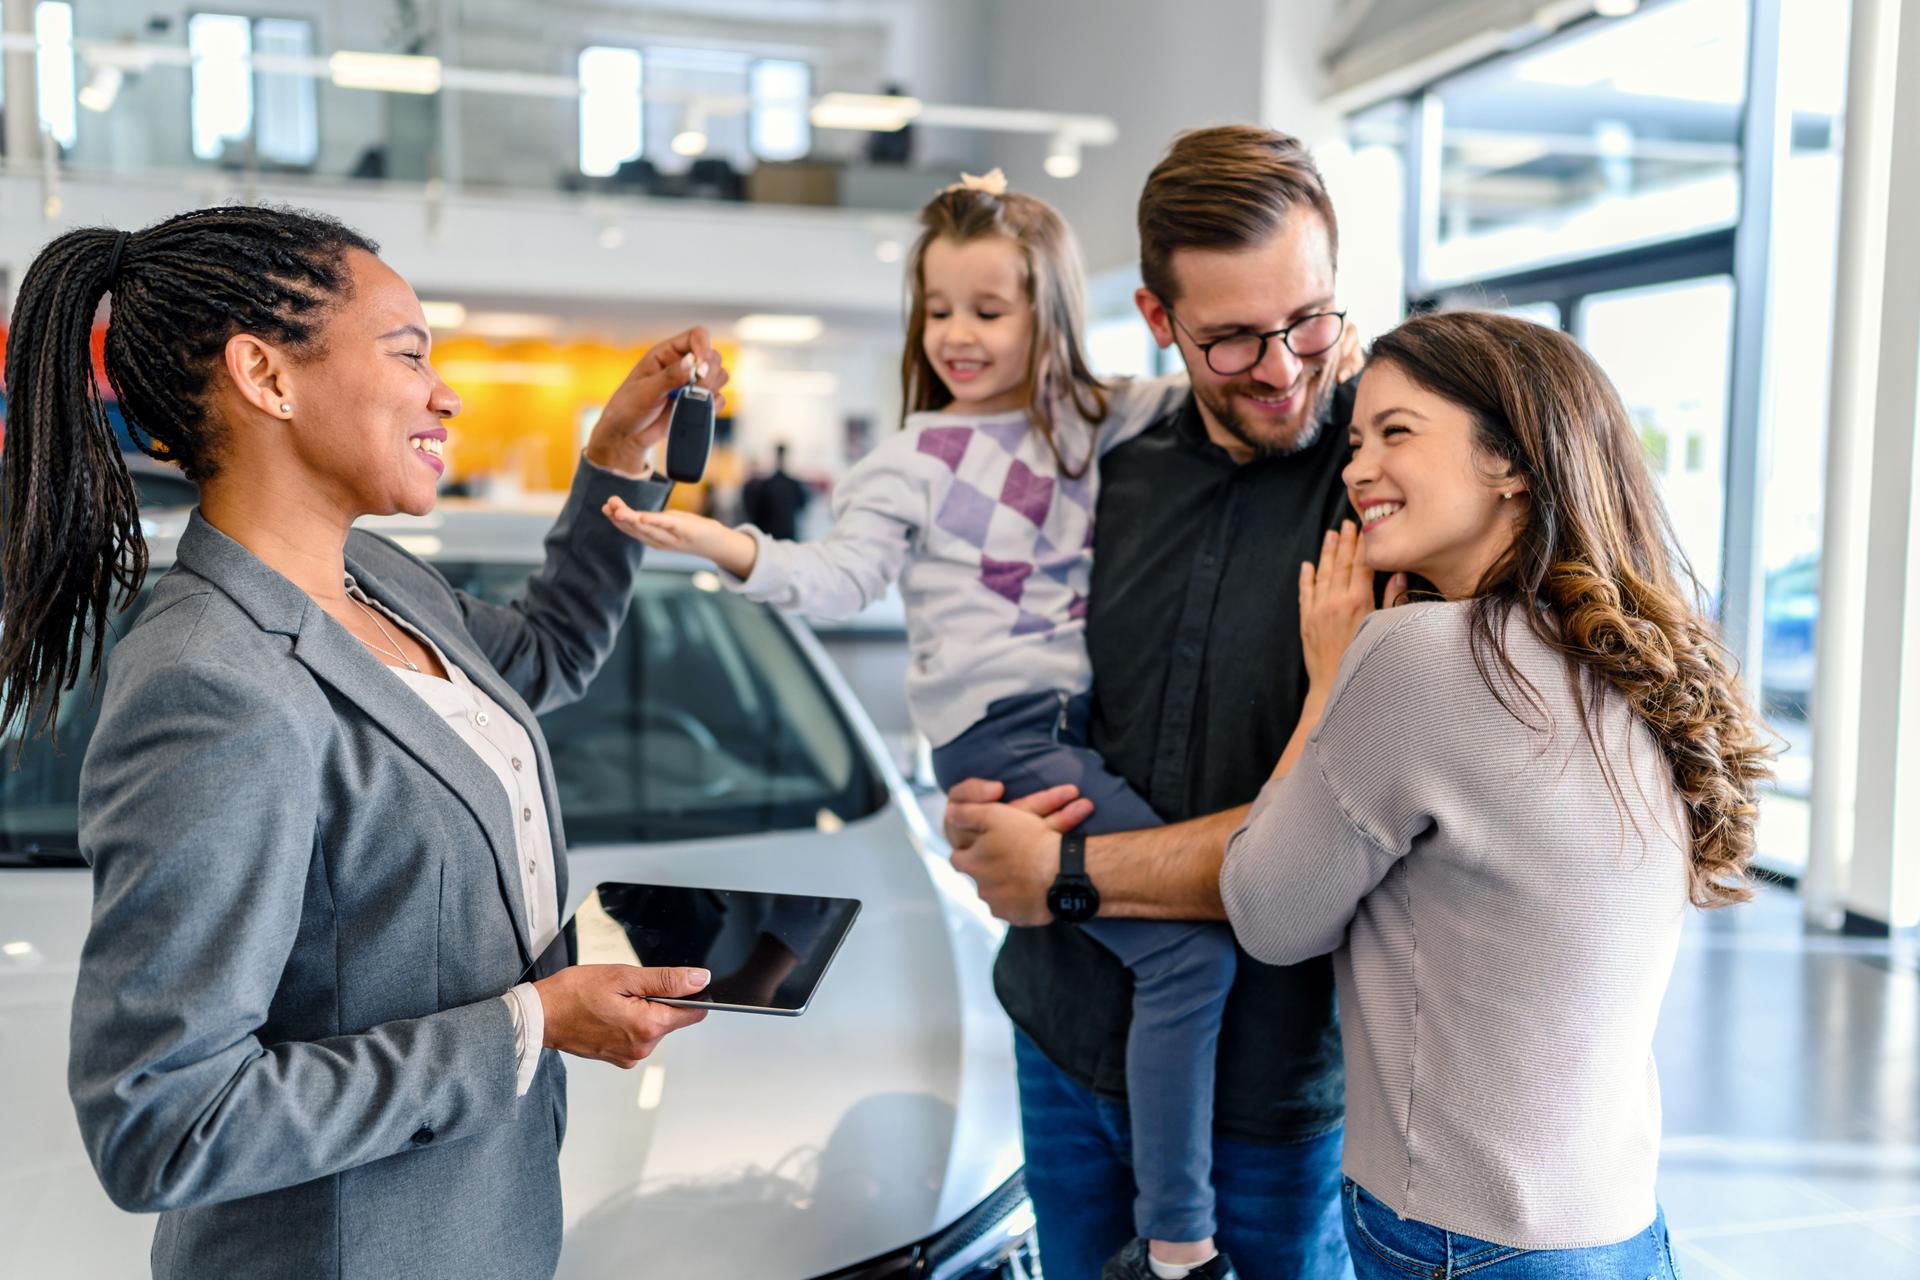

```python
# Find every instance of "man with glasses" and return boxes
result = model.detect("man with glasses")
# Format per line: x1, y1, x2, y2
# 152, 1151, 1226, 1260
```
945, 125, 1360, 1280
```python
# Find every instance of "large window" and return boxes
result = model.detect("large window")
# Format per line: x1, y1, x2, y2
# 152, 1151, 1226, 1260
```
1579, 275, 1736, 596
188, 12, 319, 167
578, 45, 643, 178
0, 1, 80, 151
577, 43, 812, 176
34, 1, 75, 150
1362, 0, 1851, 878
749, 57, 811, 163
1421, 0, 1748, 289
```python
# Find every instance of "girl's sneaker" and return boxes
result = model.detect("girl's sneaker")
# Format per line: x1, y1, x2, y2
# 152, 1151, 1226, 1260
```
1100, 1238, 1240, 1280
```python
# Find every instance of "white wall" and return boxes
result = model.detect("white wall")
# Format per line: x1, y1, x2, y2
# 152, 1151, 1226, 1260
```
971, 0, 1344, 281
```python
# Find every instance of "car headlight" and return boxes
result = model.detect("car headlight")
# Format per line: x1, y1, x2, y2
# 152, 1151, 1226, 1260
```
809, 1170, 1040, 1279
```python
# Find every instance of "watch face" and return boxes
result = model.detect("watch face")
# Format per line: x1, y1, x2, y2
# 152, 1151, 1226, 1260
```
1048, 883, 1098, 922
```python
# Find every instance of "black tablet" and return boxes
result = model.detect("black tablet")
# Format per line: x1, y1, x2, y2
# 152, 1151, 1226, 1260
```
529, 883, 861, 1016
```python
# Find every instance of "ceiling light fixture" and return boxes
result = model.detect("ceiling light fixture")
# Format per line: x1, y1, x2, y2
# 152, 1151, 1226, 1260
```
77, 64, 124, 113
420, 301, 468, 329
671, 101, 710, 157
460, 310, 562, 340
329, 50, 443, 95
756, 370, 841, 396
1044, 131, 1082, 179
735, 314, 824, 344
808, 91, 922, 132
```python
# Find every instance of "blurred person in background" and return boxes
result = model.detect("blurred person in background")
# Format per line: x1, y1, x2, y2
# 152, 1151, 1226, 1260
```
741, 442, 812, 540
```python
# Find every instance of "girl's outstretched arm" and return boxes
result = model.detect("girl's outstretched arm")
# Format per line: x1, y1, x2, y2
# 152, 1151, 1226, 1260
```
604, 502, 757, 578
609, 437, 926, 622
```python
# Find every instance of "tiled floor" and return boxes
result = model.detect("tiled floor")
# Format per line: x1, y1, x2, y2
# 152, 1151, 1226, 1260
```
1651, 885, 1918, 1277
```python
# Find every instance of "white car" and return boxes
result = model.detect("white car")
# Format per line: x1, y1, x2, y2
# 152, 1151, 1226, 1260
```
0, 500, 1037, 1279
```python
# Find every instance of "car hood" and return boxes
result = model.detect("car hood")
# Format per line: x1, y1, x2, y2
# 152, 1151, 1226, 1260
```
0, 806, 1021, 1279
551, 808, 1021, 1277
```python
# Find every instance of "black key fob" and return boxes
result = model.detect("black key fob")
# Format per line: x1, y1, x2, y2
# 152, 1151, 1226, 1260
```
664, 385, 715, 484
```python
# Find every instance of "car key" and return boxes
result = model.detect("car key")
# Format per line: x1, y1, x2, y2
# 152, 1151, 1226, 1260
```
663, 361, 715, 484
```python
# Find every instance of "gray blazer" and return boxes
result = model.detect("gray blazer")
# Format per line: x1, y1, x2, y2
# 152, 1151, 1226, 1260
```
69, 463, 671, 1279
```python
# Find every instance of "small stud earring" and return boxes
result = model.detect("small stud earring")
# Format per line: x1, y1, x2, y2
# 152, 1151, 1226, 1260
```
280, 404, 293, 415
1502, 490, 1512, 500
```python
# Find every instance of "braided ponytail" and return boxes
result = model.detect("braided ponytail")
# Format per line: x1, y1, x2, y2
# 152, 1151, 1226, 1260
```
0, 205, 376, 745
1368, 311, 1773, 908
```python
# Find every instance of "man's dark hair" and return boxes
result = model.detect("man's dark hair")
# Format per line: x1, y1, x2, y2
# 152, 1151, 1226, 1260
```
1137, 125, 1340, 304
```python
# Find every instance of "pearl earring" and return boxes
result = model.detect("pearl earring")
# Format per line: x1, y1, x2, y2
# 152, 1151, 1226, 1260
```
1502, 490, 1512, 500
280, 404, 293, 415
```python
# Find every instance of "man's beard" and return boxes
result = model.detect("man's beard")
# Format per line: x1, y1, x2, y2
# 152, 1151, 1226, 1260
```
1195, 364, 1333, 459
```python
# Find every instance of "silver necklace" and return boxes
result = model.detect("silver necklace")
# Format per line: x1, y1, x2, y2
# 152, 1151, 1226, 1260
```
348, 594, 421, 673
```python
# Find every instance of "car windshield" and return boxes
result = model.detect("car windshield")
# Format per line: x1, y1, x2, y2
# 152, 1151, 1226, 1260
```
0, 563, 884, 860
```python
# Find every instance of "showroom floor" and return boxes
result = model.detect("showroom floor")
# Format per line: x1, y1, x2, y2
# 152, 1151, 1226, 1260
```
1654, 882, 1920, 1278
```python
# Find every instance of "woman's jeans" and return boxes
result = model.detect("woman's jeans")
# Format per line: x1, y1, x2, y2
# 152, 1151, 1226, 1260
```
933, 689, 1238, 1243
1343, 1179, 1682, 1279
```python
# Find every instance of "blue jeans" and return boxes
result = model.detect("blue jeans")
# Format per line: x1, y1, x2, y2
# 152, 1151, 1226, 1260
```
1014, 1032, 1352, 1280
935, 690, 1237, 1241
1343, 1179, 1681, 1279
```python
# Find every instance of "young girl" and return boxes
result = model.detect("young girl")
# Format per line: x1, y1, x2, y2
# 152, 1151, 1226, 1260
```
606, 171, 1240, 1280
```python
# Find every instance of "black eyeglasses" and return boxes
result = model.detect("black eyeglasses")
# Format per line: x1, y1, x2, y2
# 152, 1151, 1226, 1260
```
1166, 308, 1348, 376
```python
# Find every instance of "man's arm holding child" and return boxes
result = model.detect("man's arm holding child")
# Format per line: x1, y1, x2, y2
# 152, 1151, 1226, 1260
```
948, 521, 1390, 927
945, 780, 1246, 926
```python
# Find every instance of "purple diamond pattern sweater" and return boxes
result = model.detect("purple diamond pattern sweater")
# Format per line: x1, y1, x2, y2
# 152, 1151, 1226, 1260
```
727, 375, 1187, 746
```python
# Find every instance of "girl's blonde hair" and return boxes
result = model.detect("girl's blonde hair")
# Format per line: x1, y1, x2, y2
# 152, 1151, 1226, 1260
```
901, 179, 1109, 479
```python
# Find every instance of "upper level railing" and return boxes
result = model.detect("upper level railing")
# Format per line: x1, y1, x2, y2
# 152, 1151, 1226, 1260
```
0, 18, 1114, 217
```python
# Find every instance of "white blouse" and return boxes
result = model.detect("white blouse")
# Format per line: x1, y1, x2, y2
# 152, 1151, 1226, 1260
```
347, 579, 551, 1097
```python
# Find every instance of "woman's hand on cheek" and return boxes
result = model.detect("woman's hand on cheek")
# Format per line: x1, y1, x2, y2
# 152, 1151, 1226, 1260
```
1299, 521, 1406, 689
1334, 322, 1365, 382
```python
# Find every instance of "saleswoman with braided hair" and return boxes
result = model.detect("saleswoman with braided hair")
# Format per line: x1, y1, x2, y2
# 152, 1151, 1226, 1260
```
0, 207, 727, 1279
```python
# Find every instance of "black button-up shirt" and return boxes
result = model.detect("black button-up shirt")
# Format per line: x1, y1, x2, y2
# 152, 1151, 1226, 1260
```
993, 382, 1356, 1144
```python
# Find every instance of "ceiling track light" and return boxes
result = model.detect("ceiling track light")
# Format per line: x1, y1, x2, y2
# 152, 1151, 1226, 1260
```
23, 33, 1120, 160
77, 63, 124, 113
808, 91, 923, 132
671, 100, 710, 158
1044, 131, 1082, 179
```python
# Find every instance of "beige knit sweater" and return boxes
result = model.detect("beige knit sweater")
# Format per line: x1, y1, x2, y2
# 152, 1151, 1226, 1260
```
1222, 600, 1691, 1250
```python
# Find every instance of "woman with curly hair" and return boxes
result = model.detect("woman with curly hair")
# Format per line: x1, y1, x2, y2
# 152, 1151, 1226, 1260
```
1219, 309, 1771, 1278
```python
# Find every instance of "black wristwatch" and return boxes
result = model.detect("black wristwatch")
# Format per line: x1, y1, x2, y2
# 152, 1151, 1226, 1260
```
1046, 831, 1101, 923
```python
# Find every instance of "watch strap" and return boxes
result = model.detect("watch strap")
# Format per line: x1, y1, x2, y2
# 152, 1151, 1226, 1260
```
1059, 830, 1087, 879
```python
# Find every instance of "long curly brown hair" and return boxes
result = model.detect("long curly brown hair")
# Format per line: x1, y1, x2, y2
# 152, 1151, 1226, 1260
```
1367, 310, 1773, 908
